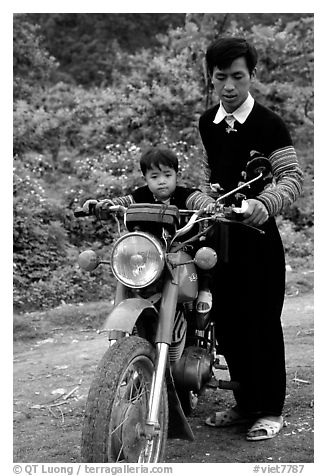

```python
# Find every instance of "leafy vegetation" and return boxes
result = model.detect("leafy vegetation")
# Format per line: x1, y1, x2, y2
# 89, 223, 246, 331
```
13, 13, 314, 312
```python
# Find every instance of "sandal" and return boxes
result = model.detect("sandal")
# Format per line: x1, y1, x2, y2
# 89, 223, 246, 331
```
196, 290, 212, 313
205, 408, 250, 427
246, 417, 284, 441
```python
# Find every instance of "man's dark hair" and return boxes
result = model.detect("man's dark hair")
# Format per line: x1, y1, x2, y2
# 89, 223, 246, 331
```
206, 37, 258, 76
140, 147, 179, 175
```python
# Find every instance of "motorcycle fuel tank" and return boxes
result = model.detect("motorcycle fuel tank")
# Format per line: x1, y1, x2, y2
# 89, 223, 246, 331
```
175, 251, 198, 302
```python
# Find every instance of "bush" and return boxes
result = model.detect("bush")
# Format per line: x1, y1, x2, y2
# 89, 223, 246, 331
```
278, 219, 313, 270
20, 259, 115, 311
13, 14, 313, 312
14, 139, 313, 312
14, 17, 313, 158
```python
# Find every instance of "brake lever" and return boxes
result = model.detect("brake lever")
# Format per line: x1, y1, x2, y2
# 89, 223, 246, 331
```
74, 207, 87, 217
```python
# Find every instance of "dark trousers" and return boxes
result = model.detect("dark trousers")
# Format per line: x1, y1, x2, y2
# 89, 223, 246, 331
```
209, 218, 286, 416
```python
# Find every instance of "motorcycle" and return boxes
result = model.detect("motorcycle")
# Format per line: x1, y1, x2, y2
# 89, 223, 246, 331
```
74, 156, 272, 463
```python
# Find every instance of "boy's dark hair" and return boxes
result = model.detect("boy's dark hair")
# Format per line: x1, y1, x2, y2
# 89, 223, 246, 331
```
206, 37, 258, 76
140, 147, 178, 175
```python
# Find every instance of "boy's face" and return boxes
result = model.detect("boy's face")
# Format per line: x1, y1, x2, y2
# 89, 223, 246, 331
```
144, 165, 177, 201
211, 56, 255, 113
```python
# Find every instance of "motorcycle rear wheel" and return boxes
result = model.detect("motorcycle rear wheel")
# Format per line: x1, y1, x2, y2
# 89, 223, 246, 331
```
81, 336, 168, 463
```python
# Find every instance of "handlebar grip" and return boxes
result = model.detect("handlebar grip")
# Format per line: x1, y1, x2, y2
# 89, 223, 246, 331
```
74, 207, 88, 217
74, 202, 97, 217
232, 200, 249, 215
74, 203, 126, 219
107, 205, 124, 212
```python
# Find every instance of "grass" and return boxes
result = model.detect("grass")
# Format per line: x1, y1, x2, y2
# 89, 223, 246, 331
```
13, 300, 113, 341
285, 269, 314, 296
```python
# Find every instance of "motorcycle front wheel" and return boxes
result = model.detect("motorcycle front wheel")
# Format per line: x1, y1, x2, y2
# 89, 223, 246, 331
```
81, 336, 168, 463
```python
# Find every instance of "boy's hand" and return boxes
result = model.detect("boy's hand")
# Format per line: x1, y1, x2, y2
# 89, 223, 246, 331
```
241, 199, 269, 226
82, 199, 98, 214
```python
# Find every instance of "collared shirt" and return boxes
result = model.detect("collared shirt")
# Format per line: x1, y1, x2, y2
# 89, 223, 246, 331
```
213, 93, 255, 127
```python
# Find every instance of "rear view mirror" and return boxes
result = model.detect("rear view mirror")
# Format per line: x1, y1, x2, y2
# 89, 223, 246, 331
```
245, 157, 272, 182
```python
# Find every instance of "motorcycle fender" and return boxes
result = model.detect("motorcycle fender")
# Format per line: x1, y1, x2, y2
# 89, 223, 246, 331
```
166, 367, 195, 441
101, 298, 158, 334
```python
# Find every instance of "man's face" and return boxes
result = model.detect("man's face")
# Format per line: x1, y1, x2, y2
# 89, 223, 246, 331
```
144, 165, 177, 201
211, 56, 255, 113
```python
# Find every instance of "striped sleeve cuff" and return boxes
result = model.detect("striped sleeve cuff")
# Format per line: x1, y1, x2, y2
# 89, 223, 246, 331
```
256, 146, 303, 216
186, 190, 215, 210
100, 195, 134, 208
200, 147, 215, 196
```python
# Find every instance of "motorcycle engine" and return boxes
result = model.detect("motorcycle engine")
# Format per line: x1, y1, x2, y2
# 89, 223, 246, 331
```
169, 307, 187, 363
172, 346, 214, 393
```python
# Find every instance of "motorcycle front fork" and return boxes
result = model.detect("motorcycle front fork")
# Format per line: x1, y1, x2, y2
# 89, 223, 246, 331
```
139, 342, 169, 462
145, 342, 169, 432
143, 321, 216, 436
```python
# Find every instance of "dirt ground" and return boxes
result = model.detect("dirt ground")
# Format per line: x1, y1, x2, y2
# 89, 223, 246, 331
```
13, 293, 314, 464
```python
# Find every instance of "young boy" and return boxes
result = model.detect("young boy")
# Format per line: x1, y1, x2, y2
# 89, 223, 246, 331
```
82, 146, 215, 312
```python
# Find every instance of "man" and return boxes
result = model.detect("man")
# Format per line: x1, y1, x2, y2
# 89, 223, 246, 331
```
199, 37, 303, 440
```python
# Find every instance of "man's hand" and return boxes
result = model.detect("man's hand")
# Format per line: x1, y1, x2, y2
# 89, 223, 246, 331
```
241, 199, 269, 226
82, 199, 98, 214
204, 202, 216, 214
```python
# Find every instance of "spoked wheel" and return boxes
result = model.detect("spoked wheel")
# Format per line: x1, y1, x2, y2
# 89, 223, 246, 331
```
81, 336, 168, 463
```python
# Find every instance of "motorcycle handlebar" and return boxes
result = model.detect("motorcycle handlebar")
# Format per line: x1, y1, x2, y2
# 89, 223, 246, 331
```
74, 206, 95, 217
178, 204, 264, 236
74, 204, 127, 218
74, 203, 263, 235
101, 204, 127, 214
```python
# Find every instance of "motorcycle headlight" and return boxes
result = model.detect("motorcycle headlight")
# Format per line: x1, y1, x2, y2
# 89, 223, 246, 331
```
111, 232, 165, 288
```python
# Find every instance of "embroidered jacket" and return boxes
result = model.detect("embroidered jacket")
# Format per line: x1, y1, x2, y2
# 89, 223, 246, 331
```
199, 100, 304, 216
